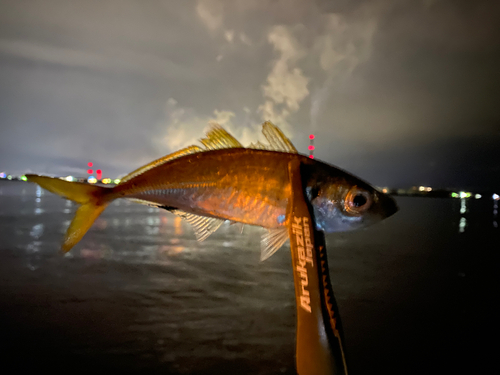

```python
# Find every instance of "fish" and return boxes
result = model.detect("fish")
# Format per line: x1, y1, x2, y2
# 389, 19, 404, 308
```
26, 121, 398, 260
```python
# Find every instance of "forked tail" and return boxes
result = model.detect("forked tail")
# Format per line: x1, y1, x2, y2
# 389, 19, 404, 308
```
26, 175, 113, 253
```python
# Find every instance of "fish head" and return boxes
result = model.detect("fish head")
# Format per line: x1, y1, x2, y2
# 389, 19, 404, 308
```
304, 164, 398, 233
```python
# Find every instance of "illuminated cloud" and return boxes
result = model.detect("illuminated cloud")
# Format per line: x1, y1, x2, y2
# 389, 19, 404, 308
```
316, 12, 377, 75
224, 30, 234, 43
239, 32, 252, 46
196, 0, 224, 31
259, 25, 309, 132
310, 8, 379, 129
158, 98, 263, 152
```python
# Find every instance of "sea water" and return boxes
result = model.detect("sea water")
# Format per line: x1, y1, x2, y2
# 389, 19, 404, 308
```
0, 180, 496, 374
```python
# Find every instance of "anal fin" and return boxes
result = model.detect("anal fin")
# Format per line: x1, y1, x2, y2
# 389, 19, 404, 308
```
261, 227, 289, 261
172, 211, 224, 242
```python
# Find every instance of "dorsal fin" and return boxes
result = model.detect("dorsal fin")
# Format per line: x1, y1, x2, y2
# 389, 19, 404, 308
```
119, 123, 242, 184
248, 121, 298, 153
262, 121, 298, 153
119, 145, 203, 184
119, 121, 294, 184
247, 140, 268, 150
199, 122, 243, 150
171, 210, 224, 242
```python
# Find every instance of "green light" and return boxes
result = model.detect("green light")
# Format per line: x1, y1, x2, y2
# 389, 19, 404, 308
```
113, 179, 121, 184
451, 192, 458, 198
20, 175, 27, 181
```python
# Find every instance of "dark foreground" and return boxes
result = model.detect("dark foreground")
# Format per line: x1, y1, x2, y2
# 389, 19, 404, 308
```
0, 180, 497, 374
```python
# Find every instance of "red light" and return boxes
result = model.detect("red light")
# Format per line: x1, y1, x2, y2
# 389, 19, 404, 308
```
309, 155, 314, 159
87, 169, 93, 174
88, 162, 93, 167
308, 145, 315, 150
309, 134, 315, 140
96, 169, 102, 174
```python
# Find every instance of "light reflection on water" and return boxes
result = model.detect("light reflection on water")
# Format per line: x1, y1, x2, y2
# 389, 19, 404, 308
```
460, 198, 467, 214
63, 199, 72, 213
174, 215, 183, 235
455, 198, 500, 233
458, 217, 467, 233
493, 200, 498, 228
459, 198, 468, 233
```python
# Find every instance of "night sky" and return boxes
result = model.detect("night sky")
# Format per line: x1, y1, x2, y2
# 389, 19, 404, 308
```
1, 0, 499, 190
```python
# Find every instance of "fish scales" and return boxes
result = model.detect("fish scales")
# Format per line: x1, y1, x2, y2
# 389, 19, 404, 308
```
25, 121, 397, 255
112, 148, 298, 228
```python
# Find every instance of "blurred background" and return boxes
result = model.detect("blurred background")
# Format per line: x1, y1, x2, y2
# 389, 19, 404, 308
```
1, 1, 499, 374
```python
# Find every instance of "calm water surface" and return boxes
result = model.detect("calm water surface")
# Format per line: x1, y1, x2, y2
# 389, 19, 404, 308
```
0, 180, 497, 374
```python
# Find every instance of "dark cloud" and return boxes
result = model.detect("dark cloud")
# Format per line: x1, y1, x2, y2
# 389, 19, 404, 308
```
0, 0, 498, 190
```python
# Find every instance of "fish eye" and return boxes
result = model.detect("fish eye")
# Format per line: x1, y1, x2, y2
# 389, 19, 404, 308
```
353, 194, 367, 207
344, 187, 372, 214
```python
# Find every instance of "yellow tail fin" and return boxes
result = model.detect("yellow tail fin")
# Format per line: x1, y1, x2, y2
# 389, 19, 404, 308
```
26, 175, 112, 253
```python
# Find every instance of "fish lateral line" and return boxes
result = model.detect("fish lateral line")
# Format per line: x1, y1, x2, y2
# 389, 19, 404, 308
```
25, 121, 398, 258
